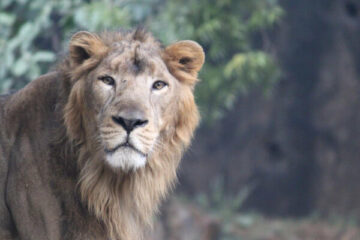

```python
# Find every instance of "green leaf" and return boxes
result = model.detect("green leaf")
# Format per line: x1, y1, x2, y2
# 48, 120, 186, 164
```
74, 2, 130, 31
0, 0, 14, 9
12, 58, 29, 76
33, 51, 56, 62
0, 13, 15, 26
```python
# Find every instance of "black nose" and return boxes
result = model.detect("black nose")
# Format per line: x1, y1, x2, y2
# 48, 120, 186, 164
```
112, 113, 148, 134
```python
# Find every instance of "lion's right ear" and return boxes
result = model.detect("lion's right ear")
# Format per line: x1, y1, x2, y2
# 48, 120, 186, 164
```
69, 31, 108, 67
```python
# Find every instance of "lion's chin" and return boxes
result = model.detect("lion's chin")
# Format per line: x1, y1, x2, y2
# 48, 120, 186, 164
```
105, 148, 147, 171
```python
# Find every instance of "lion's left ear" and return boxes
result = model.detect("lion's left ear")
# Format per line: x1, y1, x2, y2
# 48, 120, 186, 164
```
163, 40, 205, 86
69, 31, 108, 68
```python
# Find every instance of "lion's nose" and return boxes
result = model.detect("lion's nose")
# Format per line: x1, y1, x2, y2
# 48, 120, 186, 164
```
112, 110, 148, 134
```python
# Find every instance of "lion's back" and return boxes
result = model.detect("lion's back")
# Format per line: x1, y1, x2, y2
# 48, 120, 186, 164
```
0, 93, 14, 235
0, 92, 11, 166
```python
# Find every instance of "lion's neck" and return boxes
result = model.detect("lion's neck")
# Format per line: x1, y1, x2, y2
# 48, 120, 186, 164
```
77, 141, 181, 240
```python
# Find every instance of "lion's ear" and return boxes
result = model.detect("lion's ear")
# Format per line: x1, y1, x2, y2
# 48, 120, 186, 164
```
163, 40, 205, 86
69, 31, 108, 67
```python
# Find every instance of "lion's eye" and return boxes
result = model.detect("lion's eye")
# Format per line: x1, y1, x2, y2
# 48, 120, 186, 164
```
152, 80, 168, 90
98, 76, 115, 86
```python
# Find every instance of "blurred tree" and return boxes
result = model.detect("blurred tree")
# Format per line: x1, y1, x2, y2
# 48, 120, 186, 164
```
147, 0, 283, 121
0, 0, 282, 122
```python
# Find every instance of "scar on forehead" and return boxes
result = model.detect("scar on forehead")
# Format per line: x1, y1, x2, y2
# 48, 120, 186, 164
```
108, 46, 161, 75
109, 55, 123, 70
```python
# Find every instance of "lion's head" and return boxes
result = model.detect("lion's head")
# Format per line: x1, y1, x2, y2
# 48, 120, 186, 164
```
59, 29, 204, 239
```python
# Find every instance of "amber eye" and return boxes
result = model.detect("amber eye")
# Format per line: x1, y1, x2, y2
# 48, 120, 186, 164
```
152, 80, 168, 90
98, 76, 115, 86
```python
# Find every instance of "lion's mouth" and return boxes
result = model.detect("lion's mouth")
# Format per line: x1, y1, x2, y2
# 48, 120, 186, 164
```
104, 142, 147, 157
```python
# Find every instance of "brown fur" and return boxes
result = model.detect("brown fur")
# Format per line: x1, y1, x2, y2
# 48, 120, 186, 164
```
0, 29, 204, 240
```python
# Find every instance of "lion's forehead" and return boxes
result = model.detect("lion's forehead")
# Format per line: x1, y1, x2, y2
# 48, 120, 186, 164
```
101, 41, 166, 76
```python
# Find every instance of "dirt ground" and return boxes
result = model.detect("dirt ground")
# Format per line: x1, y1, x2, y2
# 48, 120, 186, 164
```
230, 217, 360, 240
149, 198, 360, 240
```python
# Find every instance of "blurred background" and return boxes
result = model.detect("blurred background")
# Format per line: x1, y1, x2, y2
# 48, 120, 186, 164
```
2, 0, 360, 239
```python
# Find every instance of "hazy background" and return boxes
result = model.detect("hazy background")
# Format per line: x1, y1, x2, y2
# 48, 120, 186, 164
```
2, 0, 360, 239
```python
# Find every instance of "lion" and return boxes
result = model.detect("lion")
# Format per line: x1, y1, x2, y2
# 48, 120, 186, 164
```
0, 29, 204, 240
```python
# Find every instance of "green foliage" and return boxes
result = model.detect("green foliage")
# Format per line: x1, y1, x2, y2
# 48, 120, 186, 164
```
194, 176, 257, 240
73, 2, 130, 32
0, 0, 131, 91
0, 0, 283, 122
195, 177, 254, 216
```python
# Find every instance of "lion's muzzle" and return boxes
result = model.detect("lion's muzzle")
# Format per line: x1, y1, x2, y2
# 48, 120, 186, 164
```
102, 106, 153, 171
112, 107, 148, 133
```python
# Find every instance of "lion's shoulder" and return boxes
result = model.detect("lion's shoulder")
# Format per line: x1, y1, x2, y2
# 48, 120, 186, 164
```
1, 72, 64, 148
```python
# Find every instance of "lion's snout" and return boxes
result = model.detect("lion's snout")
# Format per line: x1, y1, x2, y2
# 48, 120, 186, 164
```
101, 106, 155, 170
111, 115, 148, 134
111, 107, 148, 134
